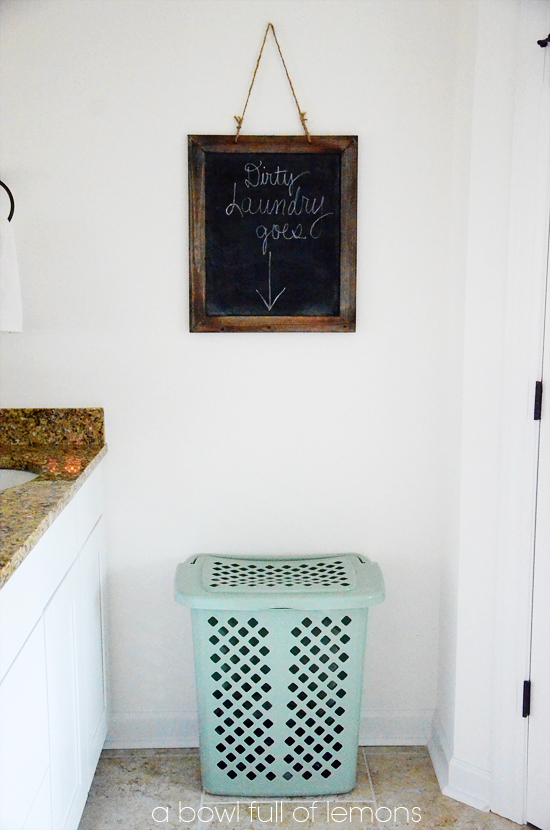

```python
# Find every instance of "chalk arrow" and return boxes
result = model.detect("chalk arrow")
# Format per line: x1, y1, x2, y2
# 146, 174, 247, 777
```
256, 252, 286, 311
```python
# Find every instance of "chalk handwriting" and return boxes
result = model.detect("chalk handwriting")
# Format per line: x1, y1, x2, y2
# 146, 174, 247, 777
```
224, 161, 332, 256
256, 223, 307, 255
243, 161, 310, 196
256, 251, 286, 311
225, 184, 326, 219
310, 212, 334, 239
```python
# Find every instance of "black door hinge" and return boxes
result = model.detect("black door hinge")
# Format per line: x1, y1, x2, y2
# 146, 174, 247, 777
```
534, 381, 543, 420
522, 680, 531, 717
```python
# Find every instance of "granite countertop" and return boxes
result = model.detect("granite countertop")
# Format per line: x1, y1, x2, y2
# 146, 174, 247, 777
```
0, 408, 107, 588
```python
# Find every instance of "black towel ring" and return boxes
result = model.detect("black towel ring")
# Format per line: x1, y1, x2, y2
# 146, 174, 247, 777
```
0, 180, 15, 222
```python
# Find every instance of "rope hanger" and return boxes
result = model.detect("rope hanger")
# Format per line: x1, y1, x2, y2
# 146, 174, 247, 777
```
234, 23, 311, 143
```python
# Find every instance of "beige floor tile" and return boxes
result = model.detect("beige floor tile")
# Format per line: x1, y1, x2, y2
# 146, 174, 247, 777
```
365, 747, 528, 830
198, 752, 377, 830
78, 747, 529, 830
78, 749, 202, 830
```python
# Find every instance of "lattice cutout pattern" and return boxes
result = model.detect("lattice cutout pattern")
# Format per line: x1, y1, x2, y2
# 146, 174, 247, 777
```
208, 615, 276, 782
204, 611, 356, 789
282, 614, 351, 781
204, 558, 355, 592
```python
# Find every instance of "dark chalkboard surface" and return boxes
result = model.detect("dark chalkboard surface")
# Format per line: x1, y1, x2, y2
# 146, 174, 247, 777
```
189, 136, 357, 332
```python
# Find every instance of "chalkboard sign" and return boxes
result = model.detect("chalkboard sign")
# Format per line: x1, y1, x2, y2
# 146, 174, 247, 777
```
189, 136, 357, 332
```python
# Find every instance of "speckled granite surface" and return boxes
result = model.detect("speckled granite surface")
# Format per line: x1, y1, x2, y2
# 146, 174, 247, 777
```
0, 408, 107, 588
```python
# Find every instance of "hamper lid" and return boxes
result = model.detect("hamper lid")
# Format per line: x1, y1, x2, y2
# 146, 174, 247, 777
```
174, 554, 385, 610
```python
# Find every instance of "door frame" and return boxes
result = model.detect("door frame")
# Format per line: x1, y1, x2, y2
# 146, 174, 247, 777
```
527, 229, 550, 830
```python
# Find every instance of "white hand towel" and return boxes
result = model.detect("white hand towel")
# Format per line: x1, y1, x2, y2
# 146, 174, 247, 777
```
0, 218, 22, 332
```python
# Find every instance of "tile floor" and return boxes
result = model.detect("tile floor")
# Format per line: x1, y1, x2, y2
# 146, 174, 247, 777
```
78, 746, 529, 830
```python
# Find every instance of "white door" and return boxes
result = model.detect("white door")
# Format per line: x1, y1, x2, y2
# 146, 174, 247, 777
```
526, 220, 550, 830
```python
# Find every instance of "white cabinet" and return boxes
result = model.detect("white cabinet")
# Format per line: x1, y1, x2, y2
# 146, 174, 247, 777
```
0, 462, 107, 830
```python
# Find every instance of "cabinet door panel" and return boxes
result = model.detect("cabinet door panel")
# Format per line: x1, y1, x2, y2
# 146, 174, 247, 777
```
45, 561, 83, 830
22, 769, 52, 830
0, 620, 50, 830
79, 517, 107, 776
0, 502, 76, 683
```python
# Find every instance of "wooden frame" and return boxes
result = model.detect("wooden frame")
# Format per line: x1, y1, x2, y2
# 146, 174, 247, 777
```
188, 135, 357, 332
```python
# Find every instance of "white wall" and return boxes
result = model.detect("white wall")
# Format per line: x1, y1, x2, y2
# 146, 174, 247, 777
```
0, 0, 462, 749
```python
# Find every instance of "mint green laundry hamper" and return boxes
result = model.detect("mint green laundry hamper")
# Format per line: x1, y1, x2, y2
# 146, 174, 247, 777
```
174, 554, 385, 797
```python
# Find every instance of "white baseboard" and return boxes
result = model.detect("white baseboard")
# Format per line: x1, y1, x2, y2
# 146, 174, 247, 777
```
105, 711, 199, 749
427, 716, 450, 789
105, 708, 434, 750
359, 709, 434, 745
428, 713, 491, 812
